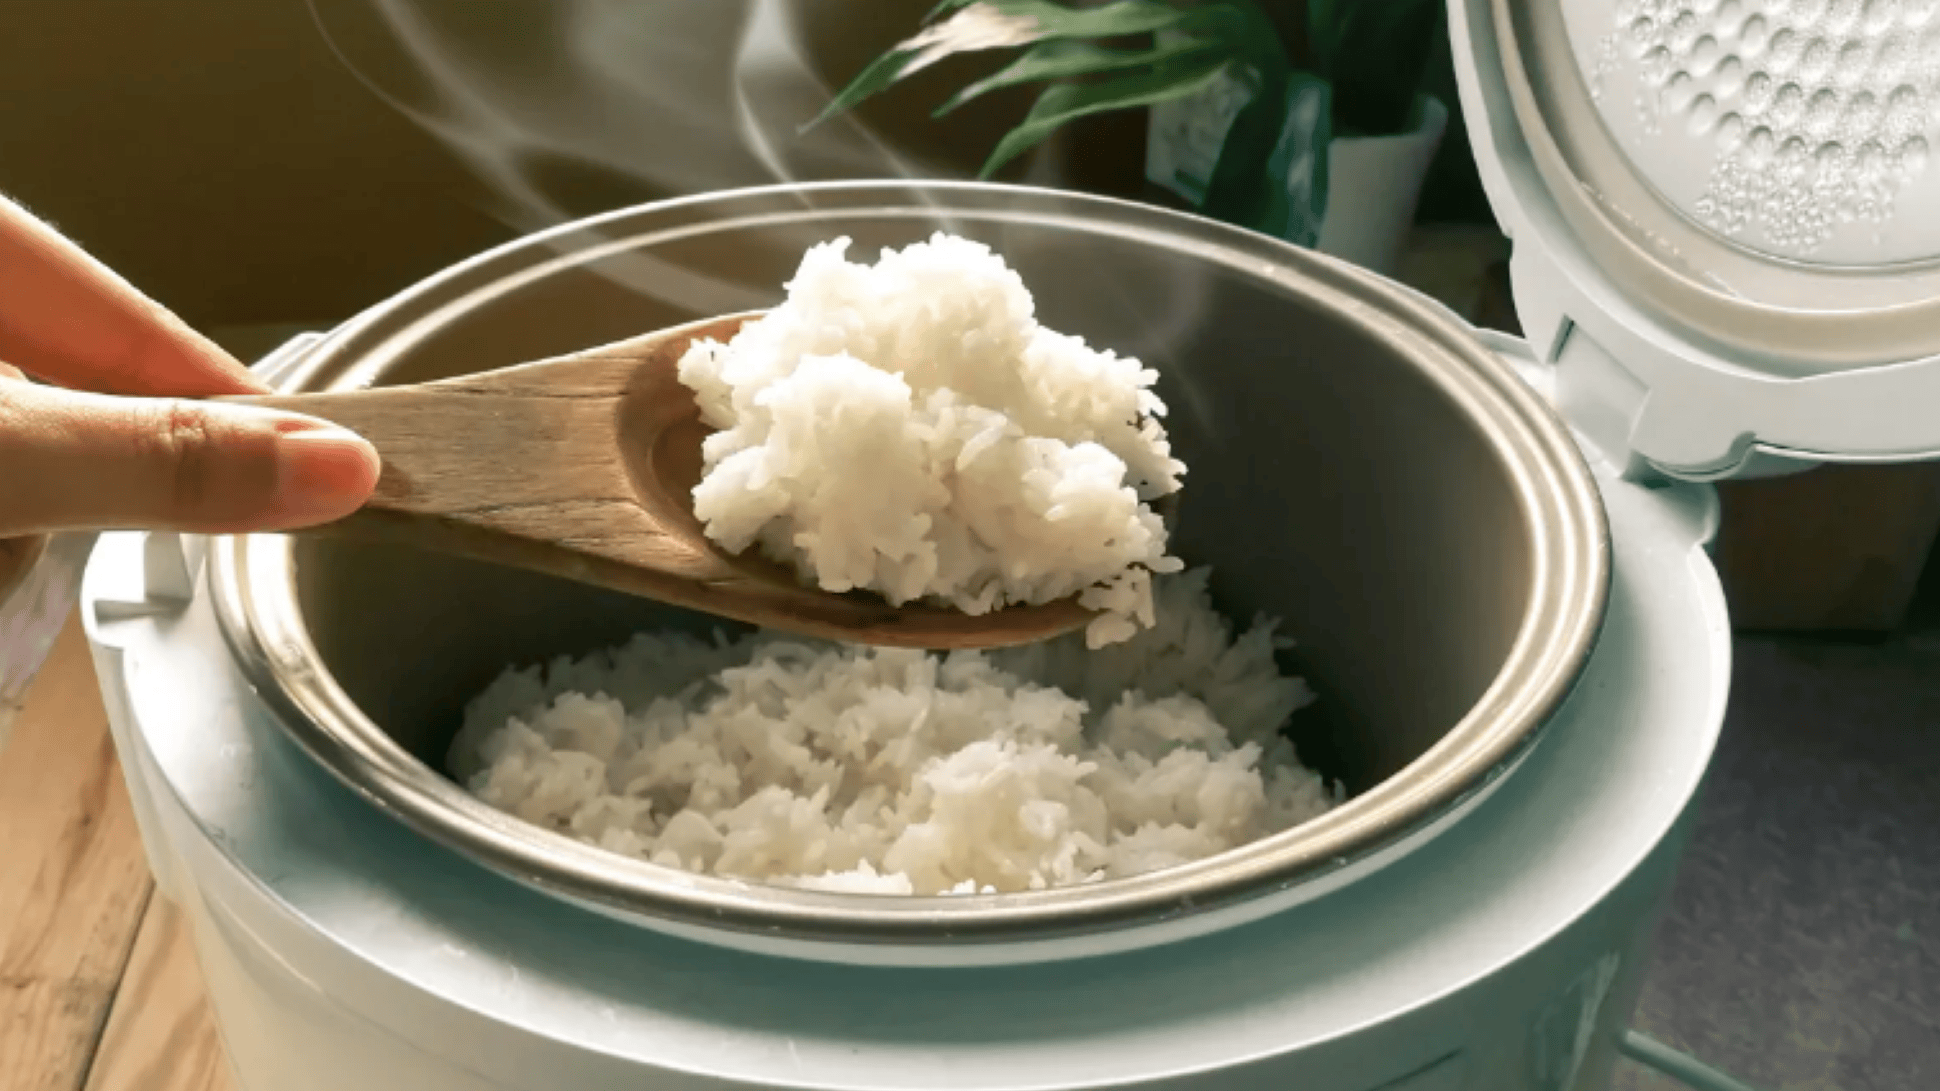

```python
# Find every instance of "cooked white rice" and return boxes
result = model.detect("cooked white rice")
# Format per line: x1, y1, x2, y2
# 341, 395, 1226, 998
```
676, 232, 1186, 649
451, 570, 1341, 895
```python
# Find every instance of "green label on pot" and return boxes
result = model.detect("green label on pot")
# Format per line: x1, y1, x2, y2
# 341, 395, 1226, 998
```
1145, 60, 1331, 248
1145, 59, 1257, 208
1259, 75, 1330, 249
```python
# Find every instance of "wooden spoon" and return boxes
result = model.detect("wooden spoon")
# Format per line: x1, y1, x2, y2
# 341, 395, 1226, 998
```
221, 313, 1093, 650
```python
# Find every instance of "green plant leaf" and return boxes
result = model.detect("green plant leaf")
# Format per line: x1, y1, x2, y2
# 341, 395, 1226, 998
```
1272, 73, 1334, 246
811, 0, 1200, 132
974, 0, 1195, 40
936, 36, 1220, 117
809, 47, 924, 131
1201, 71, 1333, 246
1199, 67, 1290, 227
979, 51, 1234, 178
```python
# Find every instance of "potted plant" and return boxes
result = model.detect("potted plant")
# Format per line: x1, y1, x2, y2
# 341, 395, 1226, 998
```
813, 0, 1449, 275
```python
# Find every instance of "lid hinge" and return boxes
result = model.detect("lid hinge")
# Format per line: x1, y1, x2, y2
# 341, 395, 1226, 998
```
1547, 326, 1661, 483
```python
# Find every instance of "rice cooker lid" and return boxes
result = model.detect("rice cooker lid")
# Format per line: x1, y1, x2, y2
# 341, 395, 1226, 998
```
1451, 0, 1940, 480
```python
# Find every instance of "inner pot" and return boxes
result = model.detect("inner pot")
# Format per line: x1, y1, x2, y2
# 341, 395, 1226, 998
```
210, 181, 1608, 958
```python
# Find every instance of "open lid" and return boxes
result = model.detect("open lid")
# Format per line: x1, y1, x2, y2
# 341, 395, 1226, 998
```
1448, 0, 1940, 480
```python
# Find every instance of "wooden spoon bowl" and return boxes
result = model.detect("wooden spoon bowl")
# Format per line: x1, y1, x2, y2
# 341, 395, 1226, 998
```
227, 314, 1095, 650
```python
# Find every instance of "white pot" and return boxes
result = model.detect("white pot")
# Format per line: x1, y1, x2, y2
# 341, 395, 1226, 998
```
1315, 97, 1450, 276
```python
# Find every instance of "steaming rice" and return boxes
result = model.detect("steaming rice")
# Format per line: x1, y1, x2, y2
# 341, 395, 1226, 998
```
676, 232, 1185, 648
452, 236, 1335, 894
451, 570, 1341, 895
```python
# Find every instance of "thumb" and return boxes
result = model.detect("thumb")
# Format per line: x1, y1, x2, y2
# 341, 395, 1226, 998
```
0, 379, 380, 536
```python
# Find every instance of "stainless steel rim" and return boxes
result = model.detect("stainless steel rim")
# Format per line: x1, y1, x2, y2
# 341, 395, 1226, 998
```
209, 180, 1611, 948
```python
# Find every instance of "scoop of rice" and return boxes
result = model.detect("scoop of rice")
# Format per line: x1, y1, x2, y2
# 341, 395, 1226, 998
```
450, 570, 1340, 896
676, 232, 1186, 648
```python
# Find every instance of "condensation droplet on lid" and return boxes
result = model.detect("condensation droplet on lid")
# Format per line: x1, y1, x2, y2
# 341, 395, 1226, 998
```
1690, 93, 1723, 131
1884, 143, 1909, 179
1719, 0, 1747, 27
1856, 139, 1889, 179
1718, 111, 1749, 148
1793, 0, 1833, 23
1628, 15, 1658, 54
1834, 39, 1874, 87
1748, 125, 1780, 162
1806, 87, 1845, 135
1844, 89, 1884, 133
1768, 29, 1802, 73
1691, 34, 1725, 73
1828, 0, 1866, 33
1778, 135, 1813, 181
1667, 71, 1700, 111
1900, 134, 1930, 175
1739, 14, 1771, 53
1715, 54, 1748, 95
1872, 36, 1910, 82
1745, 70, 1777, 110
1642, 45, 1676, 86
1820, 150, 1855, 207
1771, 81, 1809, 125
1864, 0, 1904, 33
1884, 84, 1928, 135
1671, 11, 1703, 52
1800, 38, 1837, 81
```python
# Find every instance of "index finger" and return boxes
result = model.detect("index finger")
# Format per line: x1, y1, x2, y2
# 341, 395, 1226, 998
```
0, 193, 267, 397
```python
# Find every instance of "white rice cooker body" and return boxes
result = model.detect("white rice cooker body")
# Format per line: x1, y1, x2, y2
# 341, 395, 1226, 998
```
82, 440, 1728, 1091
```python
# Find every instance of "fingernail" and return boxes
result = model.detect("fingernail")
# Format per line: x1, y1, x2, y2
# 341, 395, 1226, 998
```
274, 420, 381, 526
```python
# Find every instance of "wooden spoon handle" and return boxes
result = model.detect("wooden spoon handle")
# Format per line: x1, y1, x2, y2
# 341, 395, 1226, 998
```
214, 353, 733, 586
224, 378, 631, 523
217, 376, 997, 643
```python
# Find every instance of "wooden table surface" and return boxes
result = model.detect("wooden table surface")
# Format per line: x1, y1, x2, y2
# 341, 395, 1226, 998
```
0, 610, 233, 1091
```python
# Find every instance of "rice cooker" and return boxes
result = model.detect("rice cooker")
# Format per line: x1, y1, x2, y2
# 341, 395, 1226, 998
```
61, 1, 1940, 1088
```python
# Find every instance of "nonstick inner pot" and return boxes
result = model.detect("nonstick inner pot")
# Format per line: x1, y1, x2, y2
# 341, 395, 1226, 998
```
297, 228, 1531, 798
216, 183, 1603, 952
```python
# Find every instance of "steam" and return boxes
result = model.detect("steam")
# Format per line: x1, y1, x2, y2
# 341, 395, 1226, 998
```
306, 0, 1205, 381
310, 0, 947, 219
307, 0, 971, 314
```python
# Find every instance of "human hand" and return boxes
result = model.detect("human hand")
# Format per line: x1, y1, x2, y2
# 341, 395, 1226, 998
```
0, 195, 379, 539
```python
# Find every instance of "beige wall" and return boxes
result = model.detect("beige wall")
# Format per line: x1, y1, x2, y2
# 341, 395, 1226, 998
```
0, 0, 1146, 331
0, 0, 514, 328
